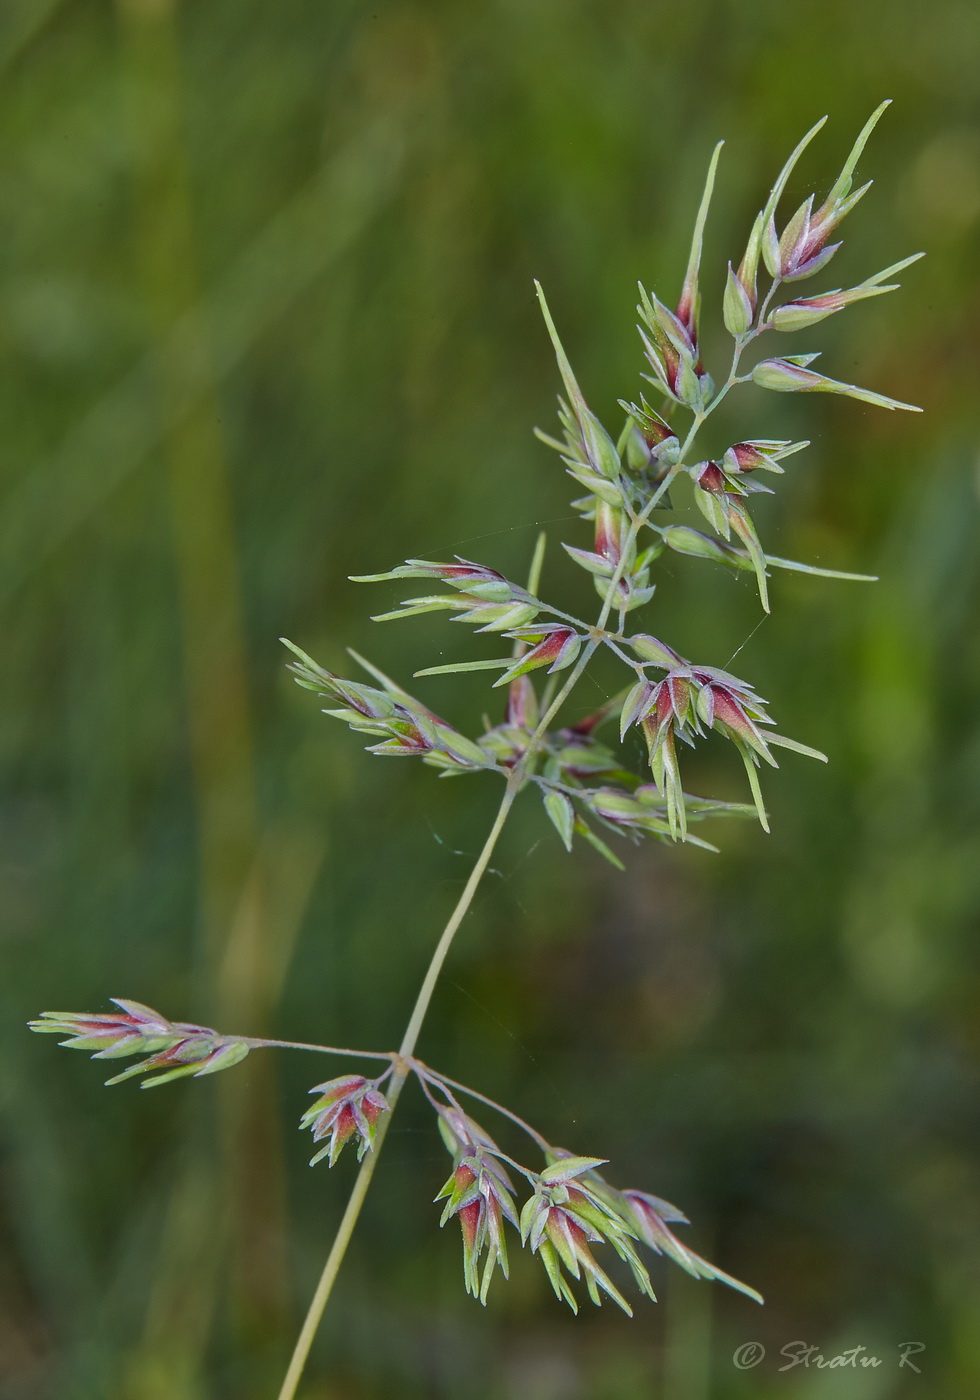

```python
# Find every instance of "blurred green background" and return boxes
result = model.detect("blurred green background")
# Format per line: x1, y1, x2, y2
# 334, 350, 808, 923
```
2, 0, 979, 1396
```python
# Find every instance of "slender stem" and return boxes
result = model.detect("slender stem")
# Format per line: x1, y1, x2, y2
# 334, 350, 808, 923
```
396, 783, 518, 1059
604, 638, 646, 672
706, 284, 777, 419
245, 1038, 395, 1062
529, 773, 587, 801
413, 1064, 458, 1114
275, 780, 517, 1400
755, 275, 781, 331
414, 1070, 545, 1183
418, 1064, 553, 1154
273, 1102, 395, 1400
532, 600, 590, 630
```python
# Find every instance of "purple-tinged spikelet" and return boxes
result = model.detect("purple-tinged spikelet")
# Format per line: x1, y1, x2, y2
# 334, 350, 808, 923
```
300, 1075, 390, 1167
28, 1000, 250, 1087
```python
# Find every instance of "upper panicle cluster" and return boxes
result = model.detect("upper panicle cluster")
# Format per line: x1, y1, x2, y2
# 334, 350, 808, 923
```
292, 104, 920, 864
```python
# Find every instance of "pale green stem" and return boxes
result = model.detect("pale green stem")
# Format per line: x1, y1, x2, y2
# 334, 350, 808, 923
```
272, 1101, 395, 1400
755, 276, 782, 331
246, 1038, 394, 1062
395, 782, 518, 1061
417, 1063, 553, 1154
413, 1072, 544, 1183
604, 637, 644, 668
275, 779, 517, 1400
